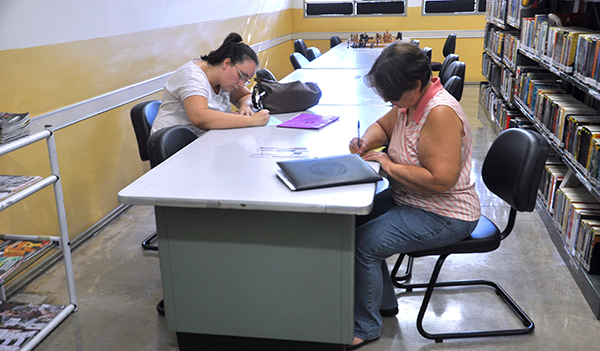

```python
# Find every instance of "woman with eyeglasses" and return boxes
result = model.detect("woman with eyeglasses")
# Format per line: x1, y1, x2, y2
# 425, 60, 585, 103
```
151, 32, 270, 136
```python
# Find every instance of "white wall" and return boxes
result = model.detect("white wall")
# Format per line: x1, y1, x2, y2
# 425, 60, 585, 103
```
0, 0, 292, 50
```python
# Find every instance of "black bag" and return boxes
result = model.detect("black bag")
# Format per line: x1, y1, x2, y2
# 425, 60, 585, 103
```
252, 77, 322, 113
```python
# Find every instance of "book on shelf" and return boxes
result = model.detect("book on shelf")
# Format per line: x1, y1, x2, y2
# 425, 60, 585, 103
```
575, 125, 600, 169
540, 163, 568, 212
564, 116, 600, 156
0, 175, 43, 202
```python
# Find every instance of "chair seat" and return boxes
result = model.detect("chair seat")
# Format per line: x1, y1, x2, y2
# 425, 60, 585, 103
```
408, 215, 501, 258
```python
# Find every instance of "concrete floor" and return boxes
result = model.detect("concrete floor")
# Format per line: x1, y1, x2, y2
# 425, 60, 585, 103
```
19, 84, 600, 350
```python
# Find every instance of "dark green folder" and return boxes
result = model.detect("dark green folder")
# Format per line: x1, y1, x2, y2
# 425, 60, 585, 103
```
276, 154, 382, 191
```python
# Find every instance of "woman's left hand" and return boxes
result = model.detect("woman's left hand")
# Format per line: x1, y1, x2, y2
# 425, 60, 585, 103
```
361, 150, 390, 165
236, 106, 253, 116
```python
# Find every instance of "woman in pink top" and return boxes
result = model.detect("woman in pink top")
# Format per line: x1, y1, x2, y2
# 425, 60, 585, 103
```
346, 42, 481, 350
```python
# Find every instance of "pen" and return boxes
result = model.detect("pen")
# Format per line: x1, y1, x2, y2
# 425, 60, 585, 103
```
357, 120, 361, 148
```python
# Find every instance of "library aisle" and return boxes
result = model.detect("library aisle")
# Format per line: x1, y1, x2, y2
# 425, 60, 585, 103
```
14, 84, 599, 350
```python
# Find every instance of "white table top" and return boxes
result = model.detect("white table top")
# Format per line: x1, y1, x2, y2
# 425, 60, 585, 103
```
118, 105, 392, 215
280, 68, 387, 106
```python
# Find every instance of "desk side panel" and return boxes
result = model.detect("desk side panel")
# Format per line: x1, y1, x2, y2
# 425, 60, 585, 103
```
157, 206, 354, 344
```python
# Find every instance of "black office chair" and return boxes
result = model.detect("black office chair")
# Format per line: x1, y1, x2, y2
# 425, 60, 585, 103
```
147, 125, 197, 168
431, 33, 457, 72
307, 47, 322, 61
330, 36, 342, 48
422, 47, 432, 65
145, 125, 197, 316
130, 100, 162, 250
438, 53, 459, 79
440, 60, 465, 86
443, 76, 464, 101
391, 128, 547, 343
410, 39, 420, 48
256, 68, 277, 81
290, 52, 309, 70
294, 39, 309, 58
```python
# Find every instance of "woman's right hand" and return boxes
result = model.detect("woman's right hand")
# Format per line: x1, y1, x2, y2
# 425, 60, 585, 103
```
250, 109, 270, 126
349, 137, 368, 155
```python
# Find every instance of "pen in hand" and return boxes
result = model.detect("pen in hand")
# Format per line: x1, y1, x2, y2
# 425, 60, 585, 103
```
357, 120, 361, 149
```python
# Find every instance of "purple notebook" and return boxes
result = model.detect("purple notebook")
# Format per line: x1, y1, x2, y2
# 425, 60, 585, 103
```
277, 113, 340, 130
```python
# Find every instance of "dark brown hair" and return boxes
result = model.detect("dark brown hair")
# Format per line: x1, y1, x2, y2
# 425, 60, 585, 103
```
201, 32, 259, 66
365, 42, 431, 102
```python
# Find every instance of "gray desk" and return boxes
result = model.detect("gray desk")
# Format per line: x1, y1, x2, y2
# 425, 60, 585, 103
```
118, 107, 390, 347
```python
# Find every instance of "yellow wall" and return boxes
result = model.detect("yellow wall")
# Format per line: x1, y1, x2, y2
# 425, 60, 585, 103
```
0, 10, 293, 238
0, 6, 486, 240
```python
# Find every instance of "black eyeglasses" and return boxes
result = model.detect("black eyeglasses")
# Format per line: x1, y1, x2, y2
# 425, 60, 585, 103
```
235, 66, 251, 86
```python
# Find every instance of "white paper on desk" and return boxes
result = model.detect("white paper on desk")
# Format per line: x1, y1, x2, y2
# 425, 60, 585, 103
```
267, 116, 283, 126
254, 147, 310, 158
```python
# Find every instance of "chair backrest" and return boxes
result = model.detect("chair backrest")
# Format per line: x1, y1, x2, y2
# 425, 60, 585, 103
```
290, 52, 309, 70
147, 126, 198, 168
443, 33, 457, 57
439, 54, 459, 79
294, 39, 308, 58
482, 128, 548, 213
440, 60, 465, 85
410, 39, 420, 48
330, 36, 342, 48
422, 47, 432, 64
130, 100, 161, 161
256, 68, 277, 81
306, 47, 322, 61
443, 76, 464, 101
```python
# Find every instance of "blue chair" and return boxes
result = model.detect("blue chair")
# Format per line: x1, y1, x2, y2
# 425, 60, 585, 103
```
130, 100, 162, 250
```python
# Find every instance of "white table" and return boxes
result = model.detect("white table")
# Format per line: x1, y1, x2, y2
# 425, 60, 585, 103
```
118, 106, 391, 349
302, 46, 383, 69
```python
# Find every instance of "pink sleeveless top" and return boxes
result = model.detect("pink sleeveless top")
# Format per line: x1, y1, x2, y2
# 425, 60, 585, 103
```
387, 77, 480, 221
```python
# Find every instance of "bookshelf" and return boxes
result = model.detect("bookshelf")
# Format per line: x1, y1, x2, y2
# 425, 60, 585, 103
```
480, 0, 600, 319
0, 127, 77, 349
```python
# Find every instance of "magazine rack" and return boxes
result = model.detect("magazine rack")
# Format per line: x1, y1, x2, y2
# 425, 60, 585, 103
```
0, 126, 77, 350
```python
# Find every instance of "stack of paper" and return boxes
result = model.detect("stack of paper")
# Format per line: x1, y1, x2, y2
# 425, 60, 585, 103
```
0, 112, 31, 144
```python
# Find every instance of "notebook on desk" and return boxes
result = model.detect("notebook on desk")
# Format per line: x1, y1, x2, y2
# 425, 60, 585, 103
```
276, 154, 382, 191
277, 113, 340, 130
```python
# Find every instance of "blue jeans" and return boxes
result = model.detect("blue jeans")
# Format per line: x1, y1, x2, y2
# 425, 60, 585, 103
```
353, 189, 478, 341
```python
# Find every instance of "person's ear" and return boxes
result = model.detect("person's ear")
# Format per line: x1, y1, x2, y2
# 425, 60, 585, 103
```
223, 58, 232, 69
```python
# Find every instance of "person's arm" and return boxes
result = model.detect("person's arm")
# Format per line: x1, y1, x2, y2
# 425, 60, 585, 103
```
349, 106, 398, 155
183, 94, 269, 130
362, 105, 464, 194
230, 86, 254, 116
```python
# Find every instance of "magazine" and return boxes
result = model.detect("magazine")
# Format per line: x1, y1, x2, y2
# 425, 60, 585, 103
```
0, 113, 31, 144
0, 302, 66, 348
0, 175, 43, 202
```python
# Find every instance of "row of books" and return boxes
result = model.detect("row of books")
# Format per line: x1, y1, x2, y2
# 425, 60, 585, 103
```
514, 65, 560, 114
573, 33, 600, 90
480, 82, 532, 131
551, 186, 600, 274
520, 13, 590, 73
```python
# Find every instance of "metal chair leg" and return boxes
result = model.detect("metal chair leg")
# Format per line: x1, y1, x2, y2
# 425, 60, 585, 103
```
397, 254, 534, 343
142, 231, 158, 251
390, 254, 413, 287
